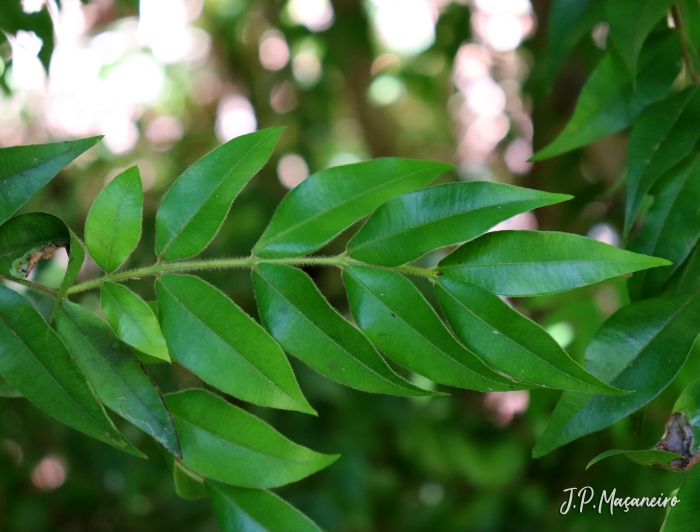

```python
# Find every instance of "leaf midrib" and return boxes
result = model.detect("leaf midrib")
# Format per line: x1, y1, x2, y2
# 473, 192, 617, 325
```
256, 268, 411, 390
350, 197, 553, 254
159, 280, 301, 407
159, 130, 275, 258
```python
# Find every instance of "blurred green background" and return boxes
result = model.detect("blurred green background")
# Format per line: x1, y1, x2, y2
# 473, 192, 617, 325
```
0, 0, 695, 530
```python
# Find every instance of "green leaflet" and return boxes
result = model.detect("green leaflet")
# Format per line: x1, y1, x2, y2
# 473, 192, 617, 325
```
343, 266, 527, 391
253, 263, 435, 397
206, 480, 323, 532
101, 282, 170, 363
624, 88, 700, 235
586, 449, 686, 470
347, 182, 571, 267
545, 0, 604, 83
162, 450, 207, 500
0, 286, 136, 453
533, 291, 700, 458
55, 301, 181, 458
628, 155, 700, 300
532, 30, 681, 161
606, 0, 675, 79
156, 274, 314, 415
0, 375, 21, 398
661, 464, 700, 531
85, 166, 143, 273
438, 230, 670, 297
253, 159, 453, 258
165, 389, 338, 488
0, 213, 69, 279
435, 277, 626, 395
156, 128, 283, 261
0, 136, 101, 227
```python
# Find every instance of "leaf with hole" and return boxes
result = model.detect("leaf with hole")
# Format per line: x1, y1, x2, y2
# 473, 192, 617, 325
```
55, 300, 181, 458
157, 274, 315, 414
253, 159, 453, 258
156, 128, 283, 261
165, 389, 338, 488
343, 265, 526, 391
253, 262, 435, 396
438, 230, 671, 297
347, 182, 571, 266
85, 166, 143, 273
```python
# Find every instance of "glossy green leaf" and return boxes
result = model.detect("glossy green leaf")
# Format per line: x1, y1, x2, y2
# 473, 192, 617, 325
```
347, 182, 571, 267
0, 285, 135, 453
435, 277, 625, 395
156, 128, 283, 261
0, 375, 21, 398
253, 159, 453, 258
253, 263, 434, 396
532, 30, 681, 161
661, 465, 700, 531
607, 0, 675, 78
157, 274, 314, 414
55, 301, 181, 458
165, 389, 338, 488
628, 155, 700, 300
101, 282, 170, 362
624, 88, 700, 235
545, 0, 604, 83
533, 291, 700, 458
586, 449, 686, 470
0, 212, 68, 279
85, 166, 143, 272
343, 266, 526, 391
207, 481, 323, 532
0, 137, 101, 226
438, 230, 671, 297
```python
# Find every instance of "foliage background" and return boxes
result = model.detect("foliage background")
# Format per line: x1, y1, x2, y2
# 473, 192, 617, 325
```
0, 0, 696, 530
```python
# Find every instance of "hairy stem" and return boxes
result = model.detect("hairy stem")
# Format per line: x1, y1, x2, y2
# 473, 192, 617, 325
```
62, 255, 438, 296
